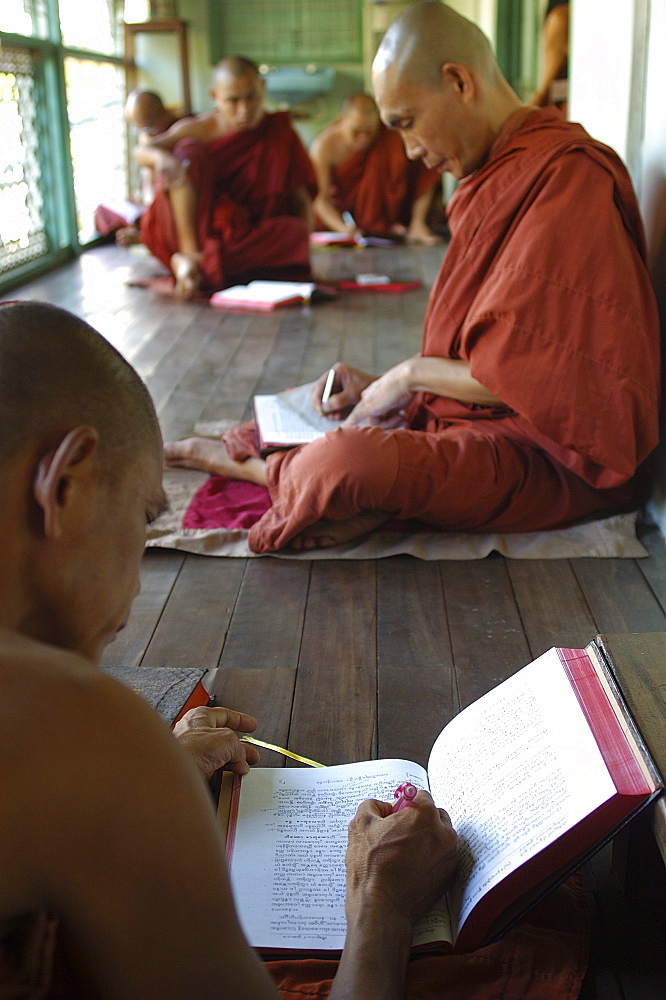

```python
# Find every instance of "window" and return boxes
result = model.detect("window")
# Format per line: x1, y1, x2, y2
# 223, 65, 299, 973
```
0, 0, 127, 290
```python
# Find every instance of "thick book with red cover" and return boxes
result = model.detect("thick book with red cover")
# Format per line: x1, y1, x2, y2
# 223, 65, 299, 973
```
221, 641, 661, 955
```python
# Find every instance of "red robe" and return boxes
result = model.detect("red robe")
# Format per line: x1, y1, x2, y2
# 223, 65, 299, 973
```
322, 124, 439, 234
225, 108, 660, 554
141, 112, 317, 290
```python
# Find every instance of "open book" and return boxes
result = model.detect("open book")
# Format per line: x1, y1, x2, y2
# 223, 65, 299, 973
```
252, 382, 341, 456
223, 642, 661, 955
210, 280, 336, 311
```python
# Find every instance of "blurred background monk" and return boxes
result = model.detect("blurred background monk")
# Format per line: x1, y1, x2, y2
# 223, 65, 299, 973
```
94, 89, 180, 246
164, 0, 659, 554
138, 57, 317, 298
310, 92, 442, 245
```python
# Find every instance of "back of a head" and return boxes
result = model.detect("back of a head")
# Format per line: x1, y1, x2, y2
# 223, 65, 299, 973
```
373, 0, 498, 90
0, 301, 159, 475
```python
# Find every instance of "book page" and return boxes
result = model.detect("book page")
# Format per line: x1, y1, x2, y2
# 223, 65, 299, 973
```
213, 280, 316, 306
427, 649, 616, 939
253, 393, 333, 445
227, 759, 450, 951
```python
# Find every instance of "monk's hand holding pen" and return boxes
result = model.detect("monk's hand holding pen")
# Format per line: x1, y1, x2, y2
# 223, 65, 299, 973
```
344, 790, 459, 926
345, 360, 414, 428
172, 706, 260, 779
311, 362, 377, 419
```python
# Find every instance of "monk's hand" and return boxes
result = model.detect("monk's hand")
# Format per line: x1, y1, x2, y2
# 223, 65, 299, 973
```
344, 791, 459, 927
172, 706, 260, 779
344, 362, 414, 427
311, 362, 377, 420
154, 149, 188, 189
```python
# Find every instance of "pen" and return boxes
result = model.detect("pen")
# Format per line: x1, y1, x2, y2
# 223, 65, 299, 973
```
321, 367, 336, 408
391, 781, 418, 813
341, 210, 356, 230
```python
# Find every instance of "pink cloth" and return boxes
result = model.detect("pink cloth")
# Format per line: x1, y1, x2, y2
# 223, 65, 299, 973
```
182, 477, 271, 530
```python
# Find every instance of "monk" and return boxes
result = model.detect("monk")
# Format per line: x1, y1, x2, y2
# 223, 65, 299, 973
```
164, 0, 660, 556
98, 90, 181, 246
310, 92, 442, 245
138, 56, 317, 298
0, 300, 588, 1000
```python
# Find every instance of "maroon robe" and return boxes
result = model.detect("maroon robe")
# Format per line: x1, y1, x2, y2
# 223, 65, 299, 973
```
141, 112, 317, 290
321, 125, 439, 234
224, 108, 659, 553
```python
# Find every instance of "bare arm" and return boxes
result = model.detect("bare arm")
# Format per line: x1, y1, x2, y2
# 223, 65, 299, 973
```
330, 794, 459, 1000
528, 4, 569, 107
345, 354, 503, 427
311, 137, 359, 235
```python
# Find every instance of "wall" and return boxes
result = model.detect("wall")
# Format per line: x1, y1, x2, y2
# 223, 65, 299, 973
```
569, 0, 666, 533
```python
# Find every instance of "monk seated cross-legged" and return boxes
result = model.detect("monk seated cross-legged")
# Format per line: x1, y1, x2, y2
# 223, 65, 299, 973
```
137, 56, 317, 299
310, 92, 443, 245
164, 1, 660, 554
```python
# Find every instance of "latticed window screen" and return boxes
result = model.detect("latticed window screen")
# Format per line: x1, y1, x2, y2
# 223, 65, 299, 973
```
0, 47, 48, 275
219, 0, 362, 64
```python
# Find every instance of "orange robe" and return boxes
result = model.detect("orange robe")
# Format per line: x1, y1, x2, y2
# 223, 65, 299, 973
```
225, 108, 660, 553
321, 124, 439, 234
141, 112, 317, 291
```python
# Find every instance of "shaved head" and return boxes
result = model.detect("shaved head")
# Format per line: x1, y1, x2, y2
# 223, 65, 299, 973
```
213, 56, 261, 85
0, 302, 160, 477
125, 90, 171, 133
373, 0, 499, 91
341, 93, 380, 119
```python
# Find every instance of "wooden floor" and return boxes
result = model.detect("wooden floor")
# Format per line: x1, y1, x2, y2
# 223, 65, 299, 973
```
5, 241, 666, 997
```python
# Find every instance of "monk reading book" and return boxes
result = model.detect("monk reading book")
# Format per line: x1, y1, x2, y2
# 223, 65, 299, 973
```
0, 300, 588, 999
310, 92, 442, 245
139, 57, 317, 299
164, 1, 660, 555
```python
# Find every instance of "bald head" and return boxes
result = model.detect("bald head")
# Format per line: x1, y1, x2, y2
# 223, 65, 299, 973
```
371, 1, 521, 180
0, 302, 160, 477
339, 92, 381, 150
213, 56, 261, 85
125, 90, 172, 134
210, 56, 265, 130
373, 1, 500, 92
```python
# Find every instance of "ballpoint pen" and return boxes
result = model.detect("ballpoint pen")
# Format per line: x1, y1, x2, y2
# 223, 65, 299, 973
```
321, 366, 336, 408
391, 781, 418, 813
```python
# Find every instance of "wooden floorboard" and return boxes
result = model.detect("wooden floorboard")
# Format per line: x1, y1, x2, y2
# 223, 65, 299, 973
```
5, 241, 665, 998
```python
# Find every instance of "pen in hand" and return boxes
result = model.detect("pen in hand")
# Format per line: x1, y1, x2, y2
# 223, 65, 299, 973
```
391, 781, 418, 813
320, 367, 337, 411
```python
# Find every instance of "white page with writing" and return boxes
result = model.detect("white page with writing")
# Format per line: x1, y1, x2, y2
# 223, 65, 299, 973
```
427, 649, 615, 937
228, 759, 447, 950
253, 393, 331, 445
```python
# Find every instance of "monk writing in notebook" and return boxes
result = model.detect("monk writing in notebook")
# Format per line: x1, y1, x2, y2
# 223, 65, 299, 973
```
163, 1, 660, 554
311, 92, 442, 245
139, 57, 317, 298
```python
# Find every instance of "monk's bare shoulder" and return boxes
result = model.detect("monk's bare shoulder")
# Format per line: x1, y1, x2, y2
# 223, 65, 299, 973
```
0, 630, 181, 914
310, 120, 347, 166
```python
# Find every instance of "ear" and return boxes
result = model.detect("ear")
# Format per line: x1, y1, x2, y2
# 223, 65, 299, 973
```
441, 62, 476, 101
33, 427, 100, 540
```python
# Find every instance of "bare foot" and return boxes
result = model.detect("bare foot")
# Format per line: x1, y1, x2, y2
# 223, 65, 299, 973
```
170, 252, 203, 300
405, 225, 443, 247
287, 511, 389, 551
116, 224, 142, 247
163, 437, 267, 485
